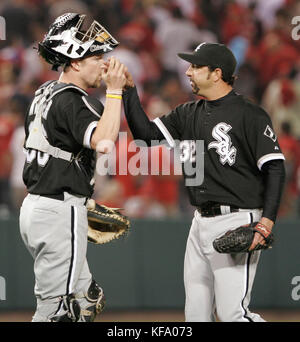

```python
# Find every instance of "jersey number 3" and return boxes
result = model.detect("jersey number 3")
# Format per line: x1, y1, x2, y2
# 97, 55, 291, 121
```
179, 140, 196, 163
25, 94, 51, 167
26, 149, 50, 167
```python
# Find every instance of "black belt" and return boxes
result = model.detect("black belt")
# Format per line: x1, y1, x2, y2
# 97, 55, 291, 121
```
197, 202, 239, 217
40, 193, 64, 201
40, 193, 88, 205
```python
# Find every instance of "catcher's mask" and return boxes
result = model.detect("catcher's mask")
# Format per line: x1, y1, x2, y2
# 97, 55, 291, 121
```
38, 13, 119, 70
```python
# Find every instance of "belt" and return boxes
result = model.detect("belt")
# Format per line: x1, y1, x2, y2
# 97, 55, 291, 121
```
40, 193, 64, 201
40, 193, 88, 205
197, 202, 239, 217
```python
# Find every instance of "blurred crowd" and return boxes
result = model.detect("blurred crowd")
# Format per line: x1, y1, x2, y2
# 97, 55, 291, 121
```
0, 0, 300, 219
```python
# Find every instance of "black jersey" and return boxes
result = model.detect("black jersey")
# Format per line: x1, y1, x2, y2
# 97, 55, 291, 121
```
123, 87, 285, 209
23, 81, 103, 198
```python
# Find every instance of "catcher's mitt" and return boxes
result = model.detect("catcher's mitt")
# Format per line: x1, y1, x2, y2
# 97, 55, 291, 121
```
86, 199, 130, 244
213, 221, 274, 254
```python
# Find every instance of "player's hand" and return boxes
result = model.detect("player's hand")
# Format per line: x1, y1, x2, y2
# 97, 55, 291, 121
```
249, 232, 265, 251
249, 217, 274, 251
124, 67, 135, 88
101, 56, 126, 91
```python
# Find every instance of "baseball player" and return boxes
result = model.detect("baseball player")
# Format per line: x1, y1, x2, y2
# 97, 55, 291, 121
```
122, 43, 286, 322
19, 13, 126, 322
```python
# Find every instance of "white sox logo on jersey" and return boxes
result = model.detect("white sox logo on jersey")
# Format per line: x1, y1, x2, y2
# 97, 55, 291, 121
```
208, 122, 237, 166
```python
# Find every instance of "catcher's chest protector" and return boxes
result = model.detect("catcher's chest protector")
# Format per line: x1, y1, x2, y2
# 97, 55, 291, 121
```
25, 81, 88, 161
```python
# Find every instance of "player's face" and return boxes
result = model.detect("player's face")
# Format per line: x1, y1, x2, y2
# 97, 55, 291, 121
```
78, 54, 108, 88
185, 64, 214, 96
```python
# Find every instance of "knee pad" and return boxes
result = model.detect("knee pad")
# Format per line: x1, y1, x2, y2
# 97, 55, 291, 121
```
50, 294, 81, 322
78, 279, 105, 322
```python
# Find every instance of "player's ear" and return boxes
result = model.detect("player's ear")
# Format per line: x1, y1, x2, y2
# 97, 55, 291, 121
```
213, 68, 222, 82
70, 58, 83, 72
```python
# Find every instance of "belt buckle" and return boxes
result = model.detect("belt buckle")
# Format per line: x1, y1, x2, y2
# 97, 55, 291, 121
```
201, 207, 214, 217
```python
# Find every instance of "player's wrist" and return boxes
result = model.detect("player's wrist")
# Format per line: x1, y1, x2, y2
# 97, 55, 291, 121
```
106, 94, 122, 100
258, 217, 274, 231
106, 89, 123, 95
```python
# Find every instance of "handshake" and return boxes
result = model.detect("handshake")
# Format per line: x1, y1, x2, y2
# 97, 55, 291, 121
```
101, 56, 134, 92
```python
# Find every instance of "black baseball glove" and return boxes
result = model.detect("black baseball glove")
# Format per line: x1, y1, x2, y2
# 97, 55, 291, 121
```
86, 199, 130, 244
213, 221, 274, 254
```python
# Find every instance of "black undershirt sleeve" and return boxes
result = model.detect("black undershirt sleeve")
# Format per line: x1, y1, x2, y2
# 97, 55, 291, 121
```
260, 159, 286, 222
122, 86, 164, 145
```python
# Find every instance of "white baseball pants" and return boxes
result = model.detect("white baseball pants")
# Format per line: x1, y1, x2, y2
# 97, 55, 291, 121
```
19, 192, 93, 321
184, 209, 265, 322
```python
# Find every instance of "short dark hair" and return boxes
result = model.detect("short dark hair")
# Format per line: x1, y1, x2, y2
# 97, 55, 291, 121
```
207, 65, 236, 86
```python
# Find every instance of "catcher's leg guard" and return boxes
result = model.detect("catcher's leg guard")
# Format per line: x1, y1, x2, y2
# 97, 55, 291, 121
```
77, 279, 105, 322
50, 294, 81, 322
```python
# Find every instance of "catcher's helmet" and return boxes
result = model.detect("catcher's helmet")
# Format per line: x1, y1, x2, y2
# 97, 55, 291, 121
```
38, 13, 119, 70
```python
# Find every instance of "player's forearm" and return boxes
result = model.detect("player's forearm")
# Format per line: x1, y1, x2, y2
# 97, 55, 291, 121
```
123, 86, 162, 145
90, 96, 121, 153
261, 159, 286, 224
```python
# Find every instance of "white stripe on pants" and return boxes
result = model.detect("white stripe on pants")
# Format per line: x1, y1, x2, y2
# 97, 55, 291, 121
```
184, 209, 265, 322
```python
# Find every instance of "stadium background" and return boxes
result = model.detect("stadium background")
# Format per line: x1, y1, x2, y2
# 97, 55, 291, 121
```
0, 0, 300, 322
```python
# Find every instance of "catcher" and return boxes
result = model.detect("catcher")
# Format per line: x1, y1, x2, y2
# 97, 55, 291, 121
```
19, 13, 128, 322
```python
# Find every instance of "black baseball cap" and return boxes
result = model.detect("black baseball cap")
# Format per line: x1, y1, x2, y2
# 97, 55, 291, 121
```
178, 42, 237, 79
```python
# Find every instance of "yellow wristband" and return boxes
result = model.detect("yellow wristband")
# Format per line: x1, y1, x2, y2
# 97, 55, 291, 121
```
106, 94, 122, 100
